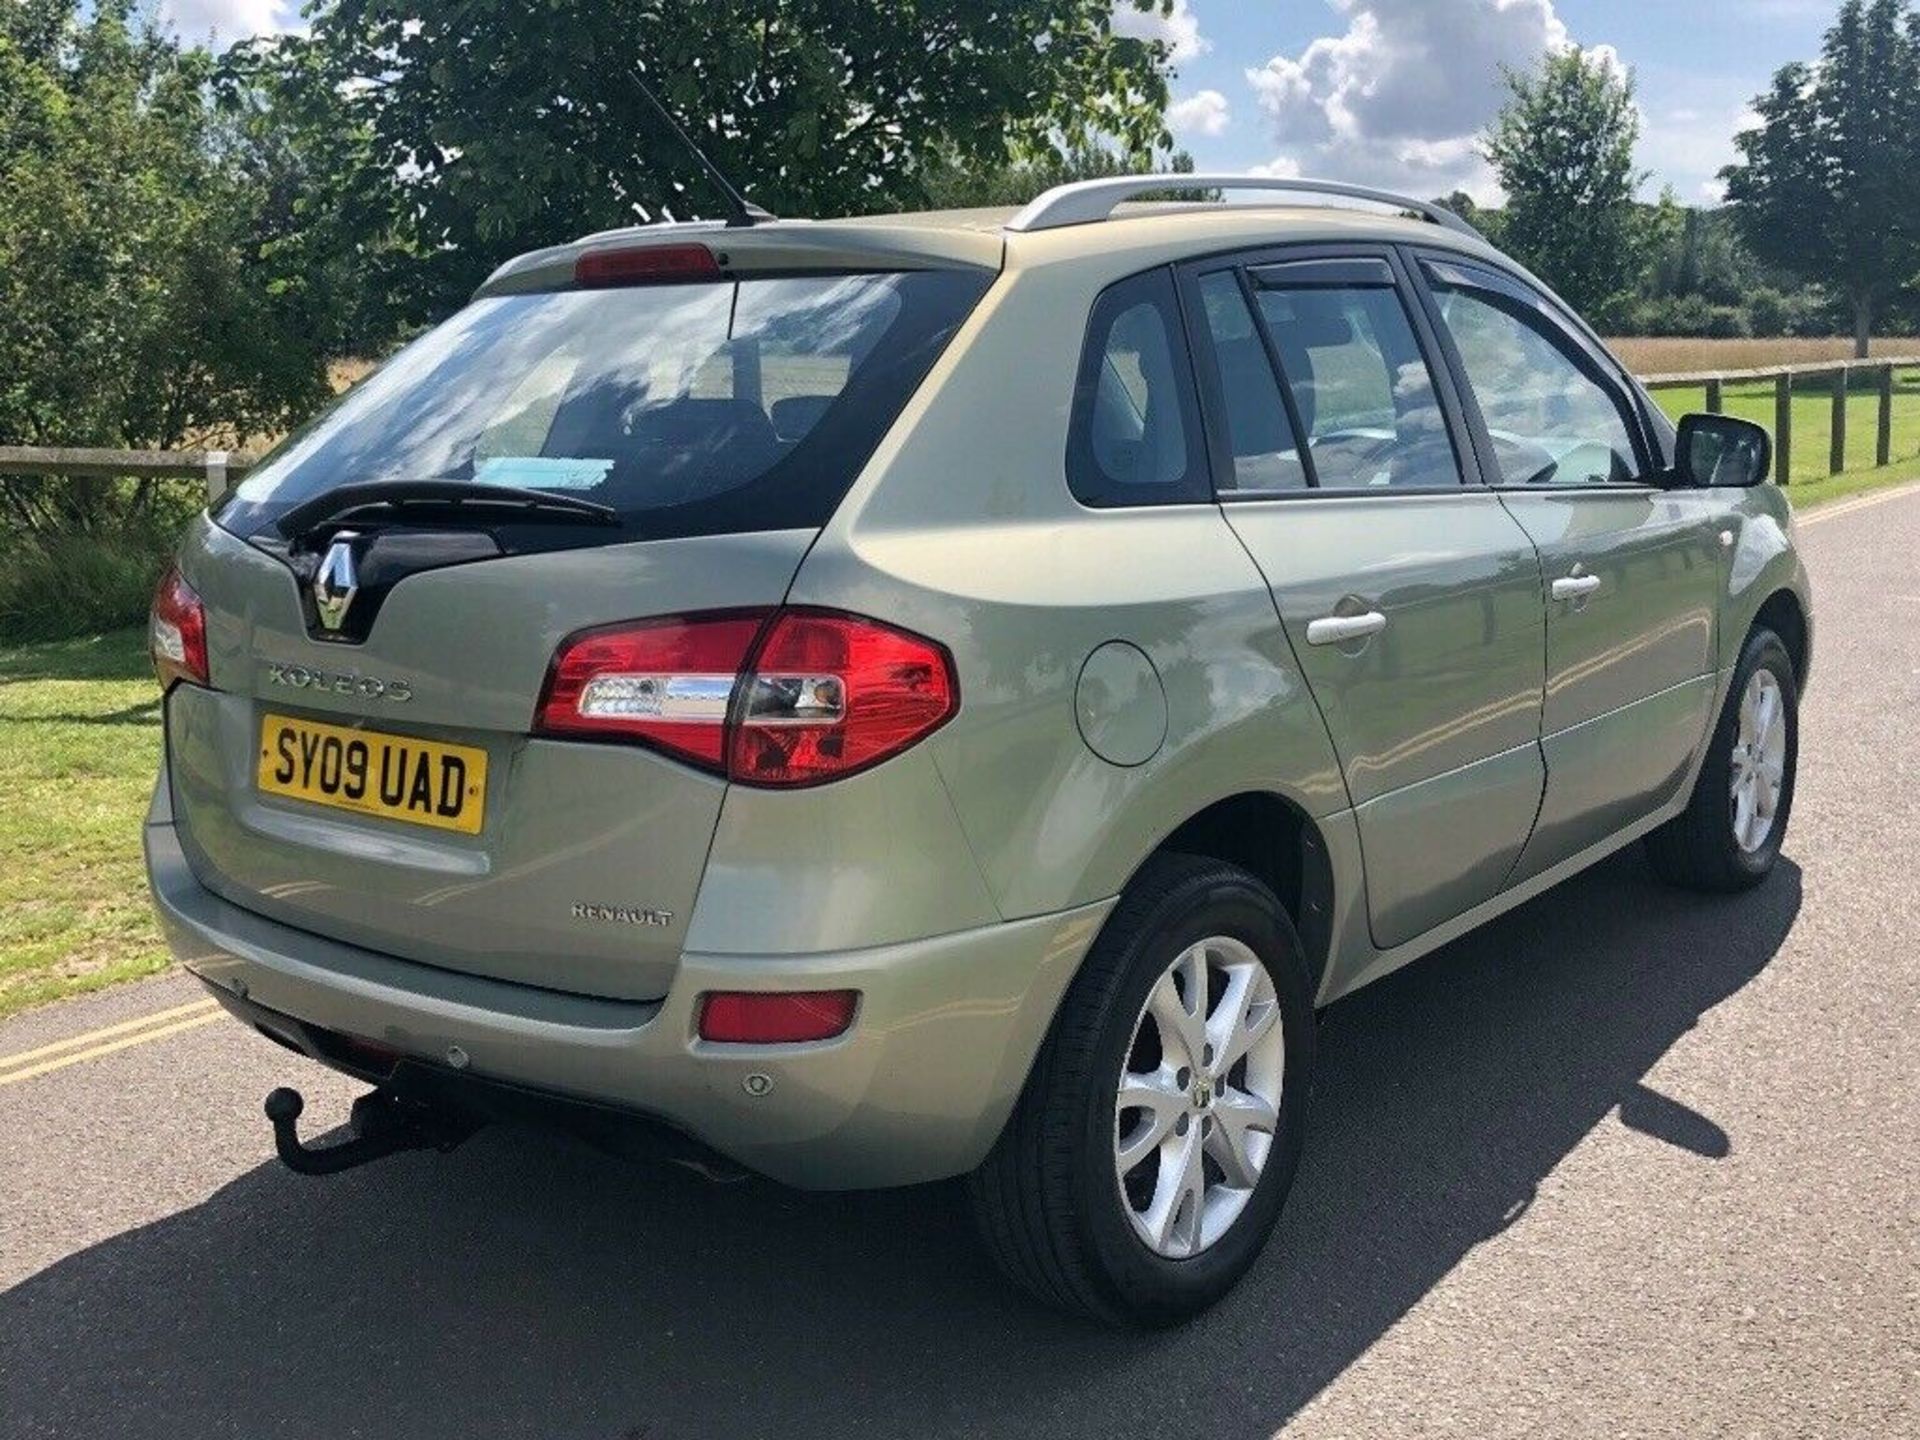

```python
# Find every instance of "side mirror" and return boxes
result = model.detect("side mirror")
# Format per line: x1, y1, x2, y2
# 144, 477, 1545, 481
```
1673, 413, 1771, 489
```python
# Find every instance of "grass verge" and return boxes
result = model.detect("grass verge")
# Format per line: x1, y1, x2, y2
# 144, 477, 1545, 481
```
0, 627, 168, 1018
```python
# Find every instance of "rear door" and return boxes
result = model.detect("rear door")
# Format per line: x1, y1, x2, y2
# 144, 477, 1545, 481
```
1181, 248, 1547, 949
166, 262, 988, 1001
1410, 254, 1723, 883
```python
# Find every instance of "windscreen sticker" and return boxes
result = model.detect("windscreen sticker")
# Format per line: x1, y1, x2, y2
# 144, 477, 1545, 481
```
473, 456, 613, 491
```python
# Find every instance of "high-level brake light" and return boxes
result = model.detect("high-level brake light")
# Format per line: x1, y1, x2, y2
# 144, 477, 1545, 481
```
573, 243, 722, 287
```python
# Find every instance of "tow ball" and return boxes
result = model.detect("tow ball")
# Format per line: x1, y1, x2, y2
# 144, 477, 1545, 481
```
264, 1085, 477, 1176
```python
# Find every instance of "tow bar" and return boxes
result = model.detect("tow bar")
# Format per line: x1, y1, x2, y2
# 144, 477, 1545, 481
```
264, 1086, 478, 1176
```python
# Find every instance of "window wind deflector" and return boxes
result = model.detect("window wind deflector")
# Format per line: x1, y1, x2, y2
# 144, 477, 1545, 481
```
1248, 258, 1396, 290
274, 479, 621, 543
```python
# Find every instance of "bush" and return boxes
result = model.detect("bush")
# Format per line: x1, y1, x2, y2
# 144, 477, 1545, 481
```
1744, 286, 1842, 338
1617, 293, 1752, 339
0, 500, 196, 644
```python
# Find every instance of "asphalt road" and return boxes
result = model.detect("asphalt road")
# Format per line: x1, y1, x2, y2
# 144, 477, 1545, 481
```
4, 487, 1917, 1440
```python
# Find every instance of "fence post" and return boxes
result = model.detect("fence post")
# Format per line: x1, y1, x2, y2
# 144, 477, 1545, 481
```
1829, 368, 1848, 476
1879, 364, 1895, 467
204, 450, 228, 503
1775, 372, 1793, 485
1705, 377, 1723, 414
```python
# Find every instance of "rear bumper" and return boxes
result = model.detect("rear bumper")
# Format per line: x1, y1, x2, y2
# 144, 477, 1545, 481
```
145, 807, 1109, 1189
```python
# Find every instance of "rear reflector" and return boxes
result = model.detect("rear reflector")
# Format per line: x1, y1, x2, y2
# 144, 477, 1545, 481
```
574, 243, 721, 287
699, 991, 858, 1044
149, 565, 208, 690
536, 608, 957, 786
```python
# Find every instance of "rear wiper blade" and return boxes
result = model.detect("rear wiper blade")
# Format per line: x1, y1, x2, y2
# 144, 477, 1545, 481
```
275, 479, 620, 541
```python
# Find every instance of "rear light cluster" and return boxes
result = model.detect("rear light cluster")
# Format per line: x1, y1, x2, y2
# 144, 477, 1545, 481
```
149, 566, 208, 690
537, 608, 957, 787
698, 990, 858, 1044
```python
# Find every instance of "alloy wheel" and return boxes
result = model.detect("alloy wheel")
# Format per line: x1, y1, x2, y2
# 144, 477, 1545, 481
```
1113, 936, 1285, 1259
1730, 668, 1787, 854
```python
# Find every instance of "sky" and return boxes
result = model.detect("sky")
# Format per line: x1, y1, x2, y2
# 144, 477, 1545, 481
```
159, 0, 1848, 206
1116, 0, 1848, 204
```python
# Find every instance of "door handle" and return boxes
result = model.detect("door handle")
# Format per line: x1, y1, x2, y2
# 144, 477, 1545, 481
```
1306, 611, 1388, 646
1551, 574, 1603, 602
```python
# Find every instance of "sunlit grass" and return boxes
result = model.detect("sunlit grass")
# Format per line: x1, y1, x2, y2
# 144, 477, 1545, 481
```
0, 628, 169, 1017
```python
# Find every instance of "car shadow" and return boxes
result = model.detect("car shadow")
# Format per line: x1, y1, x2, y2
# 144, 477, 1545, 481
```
0, 850, 1801, 1440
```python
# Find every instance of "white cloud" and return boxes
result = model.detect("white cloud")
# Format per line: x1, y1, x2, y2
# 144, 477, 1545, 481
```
1244, 0, 1615, 203
160, 0, 297, 44
1112, 0, 1208, 63
1249, 154, 1303, 179
1167, 89, 1231, 137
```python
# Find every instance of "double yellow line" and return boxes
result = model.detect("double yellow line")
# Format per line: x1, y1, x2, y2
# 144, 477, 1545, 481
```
0, 997, 222, 1087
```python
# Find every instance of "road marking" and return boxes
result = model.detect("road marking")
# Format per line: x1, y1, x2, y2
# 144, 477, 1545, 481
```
1799, 480, 1920, 526
0, 999, 220, 1086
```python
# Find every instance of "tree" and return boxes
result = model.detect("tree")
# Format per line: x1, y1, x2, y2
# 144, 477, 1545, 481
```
1480, 47, 1648, 325
917, 141, 1200, 210
235, 1, 1178, 331
0, 1, 333, 537
1721, 0, 1920, 357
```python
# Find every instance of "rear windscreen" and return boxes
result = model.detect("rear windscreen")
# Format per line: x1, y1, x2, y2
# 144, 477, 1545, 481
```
218, 269, 991, 542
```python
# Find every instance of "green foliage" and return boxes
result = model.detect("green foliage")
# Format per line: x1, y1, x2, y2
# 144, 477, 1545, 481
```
1648, 205, 1759, 307
1721, 0, 1920, 355
0, 513, 182, 643
1481, 47, 1648, 325
1615, 293, 1751, 339
917, 142, 1198, 211
1629, 201, 1841, 336
237, 0, 1178, 330
0, 2, 333, 540
0, 2, 333, 450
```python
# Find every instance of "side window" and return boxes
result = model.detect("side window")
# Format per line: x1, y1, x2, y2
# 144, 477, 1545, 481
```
1067, 268, 1207, 507
1247, 278, 1461, 490
1426, 266, 1641, 486
1196, 271, 1307, 492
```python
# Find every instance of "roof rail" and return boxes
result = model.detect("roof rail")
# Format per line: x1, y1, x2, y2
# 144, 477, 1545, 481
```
1005, 174, 1481, 238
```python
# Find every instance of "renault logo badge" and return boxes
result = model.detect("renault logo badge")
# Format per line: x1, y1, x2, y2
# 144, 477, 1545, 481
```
312, 533, 360, 632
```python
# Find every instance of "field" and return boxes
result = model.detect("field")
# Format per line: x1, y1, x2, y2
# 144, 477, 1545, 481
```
1607, 336, 1920, 374
0, 628, 169, 1017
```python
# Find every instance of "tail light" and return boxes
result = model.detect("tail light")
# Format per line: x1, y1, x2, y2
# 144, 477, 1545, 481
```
536, 608, 958, 786
699, 990, 858, 1044
150, 566, 208, 690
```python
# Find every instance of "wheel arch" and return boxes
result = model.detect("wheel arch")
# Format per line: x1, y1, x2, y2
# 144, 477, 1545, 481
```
1753, 587, 1809, 690
1129, 790, 1337, 1000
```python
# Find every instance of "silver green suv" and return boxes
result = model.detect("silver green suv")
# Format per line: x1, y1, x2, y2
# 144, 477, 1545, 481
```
145, 176, 1809, 1325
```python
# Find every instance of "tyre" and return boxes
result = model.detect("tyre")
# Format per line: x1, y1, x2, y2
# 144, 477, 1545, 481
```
1645, 625, 1798, 892
967, 853, 1315, 1326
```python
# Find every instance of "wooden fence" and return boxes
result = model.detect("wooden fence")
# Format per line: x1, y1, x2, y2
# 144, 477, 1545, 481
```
1641, 355, 1920, 487
5, 353, 1920, 495
0, 445, 252, 501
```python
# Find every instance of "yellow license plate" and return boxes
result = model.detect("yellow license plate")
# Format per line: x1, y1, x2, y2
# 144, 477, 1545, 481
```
257, 713, 488, 835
